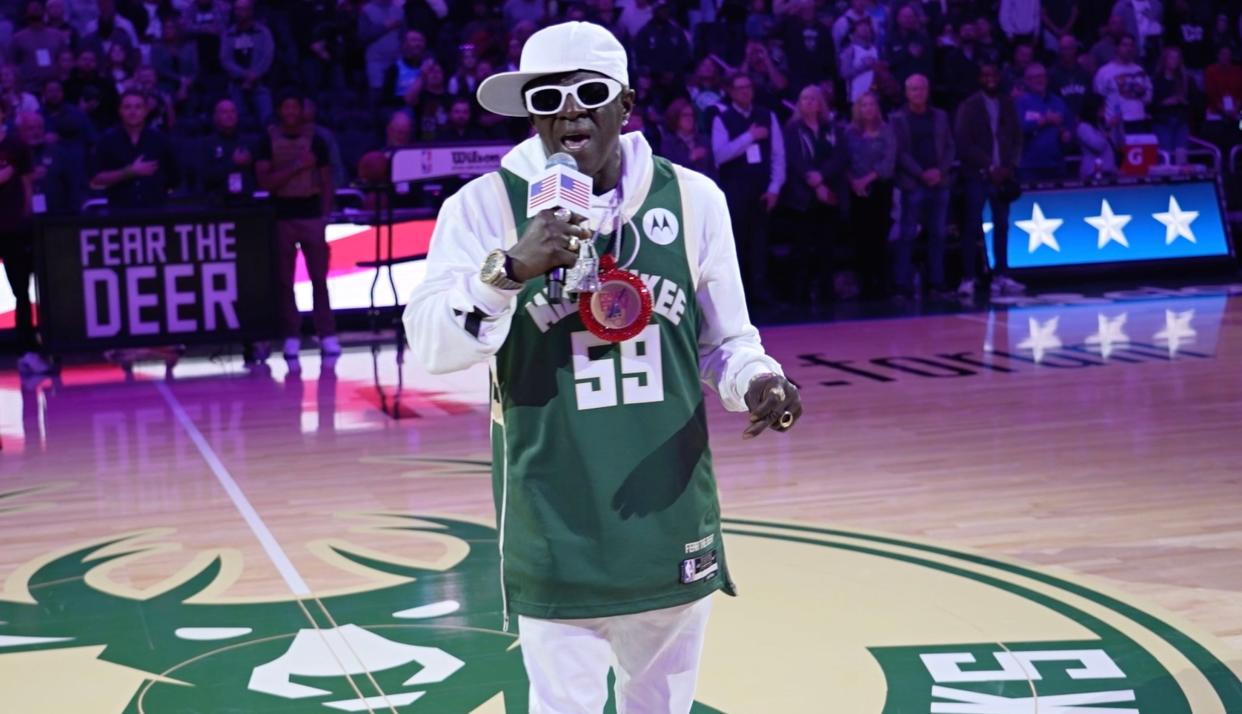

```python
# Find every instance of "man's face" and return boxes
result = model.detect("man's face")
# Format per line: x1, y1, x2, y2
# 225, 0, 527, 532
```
387, 114, 411, 145
696, 60, 718, 88
46, 0, 63, 21
120, 94, 148, 128
527, 70, 634, 182
449, 100, 470, 127
1058, 36, 1077, 64
278, 97, 303, 127
57, 49, 75, 73
905, 75, 928, 106
958, 22, 976, 43
78, 50, 97, 73
1014, 45, 1032, 67
136, 67, 156, 88
19, 113, 45, 145
214, 100, 238, 131
897, 6, 917, 31
43, 81, 64, 106
1118, 36, 1136, 62
729, 75, 754, 108
1024, 65, 1047, 94
402, 31, 425, 59
1107, 15, 1124, 38
979, 64, 1000, 93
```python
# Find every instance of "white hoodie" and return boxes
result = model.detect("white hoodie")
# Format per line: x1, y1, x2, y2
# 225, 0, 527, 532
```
402, 131, 782, 412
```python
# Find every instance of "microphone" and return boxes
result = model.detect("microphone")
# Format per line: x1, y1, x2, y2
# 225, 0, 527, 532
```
527, 152, 593, 302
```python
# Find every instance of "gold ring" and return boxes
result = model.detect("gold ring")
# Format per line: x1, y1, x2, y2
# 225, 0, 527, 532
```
778, 411, 795, 429
770, 384, 785, 401
568, 235, 581, 252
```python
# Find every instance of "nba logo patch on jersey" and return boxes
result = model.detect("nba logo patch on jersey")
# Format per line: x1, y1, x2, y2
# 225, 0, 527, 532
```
642, 208, 679, 246
679, 550, 719, 584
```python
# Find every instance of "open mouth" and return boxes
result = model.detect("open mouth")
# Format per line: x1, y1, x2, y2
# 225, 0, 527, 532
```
561, 133, 592, 152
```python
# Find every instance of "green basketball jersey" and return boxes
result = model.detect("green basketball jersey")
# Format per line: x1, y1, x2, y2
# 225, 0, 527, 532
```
491, 157, 736, 624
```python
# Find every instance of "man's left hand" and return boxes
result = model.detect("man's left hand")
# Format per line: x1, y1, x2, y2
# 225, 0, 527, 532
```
743, 374, 802, 439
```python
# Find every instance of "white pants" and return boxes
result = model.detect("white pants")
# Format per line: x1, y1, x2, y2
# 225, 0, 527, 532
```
518, 595, 713, 714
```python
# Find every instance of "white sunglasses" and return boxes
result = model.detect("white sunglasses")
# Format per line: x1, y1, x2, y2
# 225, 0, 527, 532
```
524, 78, 623, 115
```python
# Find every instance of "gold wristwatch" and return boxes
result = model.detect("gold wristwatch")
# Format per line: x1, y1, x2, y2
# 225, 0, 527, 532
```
480, 249, 523, 290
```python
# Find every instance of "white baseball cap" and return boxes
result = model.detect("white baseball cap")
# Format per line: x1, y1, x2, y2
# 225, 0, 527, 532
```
476, 22, 629, 118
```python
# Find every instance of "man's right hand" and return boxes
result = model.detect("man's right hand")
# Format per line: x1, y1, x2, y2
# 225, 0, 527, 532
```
131, 155, 159, 177
749, 123, 769, 141
505, 209, 591, 283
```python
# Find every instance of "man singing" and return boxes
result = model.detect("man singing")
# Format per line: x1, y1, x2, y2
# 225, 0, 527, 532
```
404, 22, 802, 712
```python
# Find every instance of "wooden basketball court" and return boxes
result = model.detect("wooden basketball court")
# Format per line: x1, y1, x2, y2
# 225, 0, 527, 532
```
1, 285, 1240, 712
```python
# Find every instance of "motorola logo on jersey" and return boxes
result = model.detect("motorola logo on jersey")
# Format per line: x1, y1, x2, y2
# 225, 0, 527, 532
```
642, 208, 680, 246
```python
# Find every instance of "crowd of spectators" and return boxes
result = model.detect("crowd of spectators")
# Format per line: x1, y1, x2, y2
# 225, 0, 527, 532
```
3, 0, 1242, 319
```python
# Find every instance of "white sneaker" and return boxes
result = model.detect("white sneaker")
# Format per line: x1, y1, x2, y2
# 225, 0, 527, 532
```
17, 351, 52, 375
956, 279, 975, 297
999, 276, 1027, 294
283, 337, 302, 359
320, 335, 342, 355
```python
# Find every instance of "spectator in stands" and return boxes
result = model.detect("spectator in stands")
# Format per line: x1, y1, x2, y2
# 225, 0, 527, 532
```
843, 91, 895, 299
1152, 45, 1195, 164
181, 0, 229, 81
12, 1, 68, 93
740, 39, 787, 109
634, 1, 691, 76
383, 108, 412, 148
1050, 34, 1091, 119
943, 19, 982, 107
1091, 14, 1128, 67
1077, 93, 1121, 180
45, 0, 79, 49
406, 58, 449, 141
1202, 45, 1241, 150
1212, 13, 1241, 59
40, 79, 93, 163
1017, 62, 1071, 181
254, 90, 339, 360
780, 0, 835, 96
200, 98, 255, 201
359, 0, 404, 100
1165, 0, 1213, 82
1094, 34, 1152, 132
447, 43, 485, 99
90, 89, 177, 210
81, 0, 137, 63
712, 70, 785, 307
220, 0, 273, 127
891, 73, 953, 297
129, 64, 174, 131
615, 0, 653, 43
1040, 0, 1078, 52
1112, 0, 1163, 58
840, 19, 880, 104
781, 83, 845, 308
302, 0, 350, 96
64, 48, 116, 126
999, 0, 1039, 43
955, 63, 1023, 296
973, 17, 1004, 66
0, 100, 50, 375
744, 0, 775, 42
17, 109, 83, 214
381, 29, 426, 109
1, 63, 40, 114
104, 42, 135, 93
832, 0, 868, 49
886, 3, 934, 84
1004, 43, 1035, 95
436, 97, 486, 141
53, 48, 75, 83
687, 57, 724, 126
661, 97, 714, 176
150, 19, 197, 112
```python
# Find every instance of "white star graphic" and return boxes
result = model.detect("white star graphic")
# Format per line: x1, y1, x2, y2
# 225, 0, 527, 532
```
1017, 316, 1062, 363
1152, 196, 1199, 245
1153, 309, 1197, 357
1015, 203, 1063, 254
1084, 199, 1132, 249
1084, 313, 1130, 359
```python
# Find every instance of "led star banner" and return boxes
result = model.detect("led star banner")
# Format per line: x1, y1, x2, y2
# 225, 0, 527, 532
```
985, 179, 1233, 271
37, 211, 278, 351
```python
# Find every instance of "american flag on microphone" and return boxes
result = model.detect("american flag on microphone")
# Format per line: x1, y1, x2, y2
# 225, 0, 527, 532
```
528, 174, 558, 208
560, 173, 592, 207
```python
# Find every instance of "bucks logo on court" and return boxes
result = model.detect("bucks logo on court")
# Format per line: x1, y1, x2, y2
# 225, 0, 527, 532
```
1, 487, 1239, 712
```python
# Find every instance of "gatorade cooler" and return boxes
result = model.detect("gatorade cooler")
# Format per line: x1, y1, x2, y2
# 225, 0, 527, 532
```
1121, 134, 1158, 176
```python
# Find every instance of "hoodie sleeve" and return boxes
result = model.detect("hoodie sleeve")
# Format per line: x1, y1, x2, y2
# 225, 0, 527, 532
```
674, 166, 784, 412
402, 174, 521, 374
